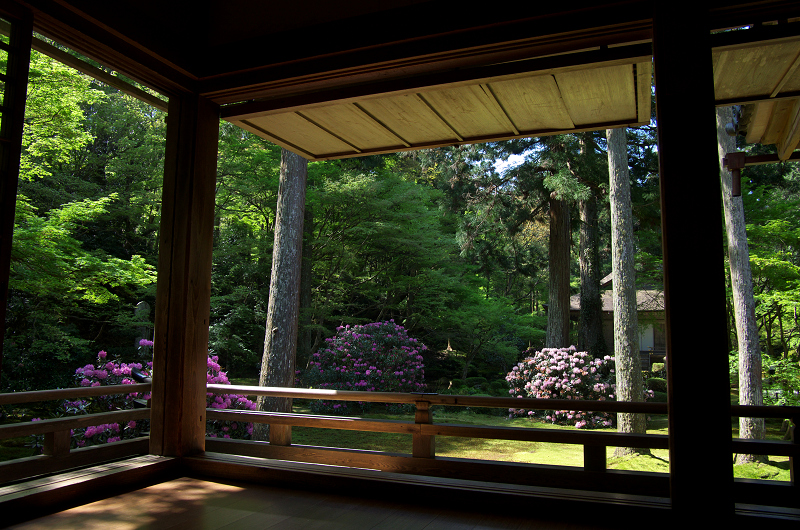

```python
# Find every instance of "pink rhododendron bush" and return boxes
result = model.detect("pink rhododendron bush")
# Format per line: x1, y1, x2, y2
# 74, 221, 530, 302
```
302, 320, 427, 414
506, 346, 618, 429
33, 342, 255, 452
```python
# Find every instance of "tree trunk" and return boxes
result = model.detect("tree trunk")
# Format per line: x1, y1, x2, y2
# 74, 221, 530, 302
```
607, 127, 647, 456
716, 107, 764, 463
578, 195, 605, 357
546, 194, 571, 348
254, 149, 308, 443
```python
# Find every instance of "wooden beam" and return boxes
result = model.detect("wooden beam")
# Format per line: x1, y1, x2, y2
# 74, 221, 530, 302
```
150, 94, 219, 457
29, 37, 168, 112
653, 2, 734, 523
0, 5, 32, 386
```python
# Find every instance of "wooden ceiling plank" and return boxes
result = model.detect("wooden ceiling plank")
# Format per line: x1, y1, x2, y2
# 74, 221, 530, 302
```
713, 42, 800, 101
777, 98, 800, 160
235, 119, 317, 159
744, 100, 774, 144
636, 61, 652, 123
770, 47, 800, 97
761, 99, 794, 145
351, 103, 412, 148
415, 93, 465, 141
357, 94, 457, 144
556, 64, 636, 125
245, 112, 356, 156
422, 85, 510, 137
295, 111, 363, 153
480, 84, 519, 135
490, 75, 575, 131
298, 104, 405, 150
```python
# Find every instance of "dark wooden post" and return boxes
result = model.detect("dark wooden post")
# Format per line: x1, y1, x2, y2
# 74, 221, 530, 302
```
0, 5, 32, 382
149, 94, 219, 457
652, 4, 734, 523
584, 444, 606, 473
413, 400, 435, 458
43, 430, 71, 457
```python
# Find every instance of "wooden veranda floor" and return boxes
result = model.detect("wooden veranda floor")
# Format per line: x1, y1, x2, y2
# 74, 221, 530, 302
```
7, 476, 620, 530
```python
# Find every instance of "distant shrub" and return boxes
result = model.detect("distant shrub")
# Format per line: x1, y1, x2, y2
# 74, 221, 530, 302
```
303, 320, 426, 414
465, 376, 488, 388
647, 377, 667, 393
505, 346, 618, 429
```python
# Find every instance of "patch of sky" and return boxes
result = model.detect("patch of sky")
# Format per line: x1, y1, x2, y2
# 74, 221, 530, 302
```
494, 153, 525, 174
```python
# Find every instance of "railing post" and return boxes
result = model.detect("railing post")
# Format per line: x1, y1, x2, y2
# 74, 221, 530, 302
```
584, 444, 606, 473
413, 400, 435, 458
271, 424, 292, 446
43, 430, 71, 457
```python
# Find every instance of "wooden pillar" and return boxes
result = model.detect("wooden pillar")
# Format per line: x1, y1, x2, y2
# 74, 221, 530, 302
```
413, 401, 435, 458
652, 4, 734, 523
149, 94, 219, 457
0, 5, 31, 382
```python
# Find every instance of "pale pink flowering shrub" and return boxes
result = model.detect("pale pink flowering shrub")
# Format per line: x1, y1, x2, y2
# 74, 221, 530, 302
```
302, 320, 427, 414
505, 346, 617, 429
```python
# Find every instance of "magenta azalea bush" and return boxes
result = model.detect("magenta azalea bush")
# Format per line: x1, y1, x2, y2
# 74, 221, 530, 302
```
506, 346, 618, 429
302, 320, 427, 414
32, 342, 256, 451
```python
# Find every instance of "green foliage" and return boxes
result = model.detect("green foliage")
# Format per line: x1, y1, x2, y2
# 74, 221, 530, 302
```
762, 356, 800, 407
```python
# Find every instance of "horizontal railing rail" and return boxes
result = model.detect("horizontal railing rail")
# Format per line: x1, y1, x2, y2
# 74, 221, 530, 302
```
205, 384, 799, 502
0, 383, 152, 405
0, 384, 152, 484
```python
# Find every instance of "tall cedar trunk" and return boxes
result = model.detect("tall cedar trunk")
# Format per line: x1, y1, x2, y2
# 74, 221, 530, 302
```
716, 107, 764, 463
578, 195, 605, 357
254, 149, 308, 442
607, 127, 647, 456
546, 195, 571, 348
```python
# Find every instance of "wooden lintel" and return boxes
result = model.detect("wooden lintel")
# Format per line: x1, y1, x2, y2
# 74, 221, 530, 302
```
715, 90, 800, 108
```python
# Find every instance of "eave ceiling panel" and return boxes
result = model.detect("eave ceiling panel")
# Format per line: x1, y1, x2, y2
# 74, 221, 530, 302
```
227, 61, 652, 160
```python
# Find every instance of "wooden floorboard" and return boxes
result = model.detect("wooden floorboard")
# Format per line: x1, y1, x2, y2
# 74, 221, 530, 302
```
5, 477, 617, 529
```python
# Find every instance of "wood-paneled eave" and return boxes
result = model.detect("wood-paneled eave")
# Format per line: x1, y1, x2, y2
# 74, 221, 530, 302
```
222, 44, 653, 161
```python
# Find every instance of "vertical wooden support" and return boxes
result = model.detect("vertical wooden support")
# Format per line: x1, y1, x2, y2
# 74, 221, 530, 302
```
149, 94, 219, 457
652, 4, 734, 523
413, 401, 435, 458
43, 430, 71, 457
583, 444, 606, 473
270, 424, 292, 446
0, 5, 31, 382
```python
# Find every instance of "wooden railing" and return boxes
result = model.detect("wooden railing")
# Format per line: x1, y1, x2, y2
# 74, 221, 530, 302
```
204, 385, 799, 503
0, 384, 151, 483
